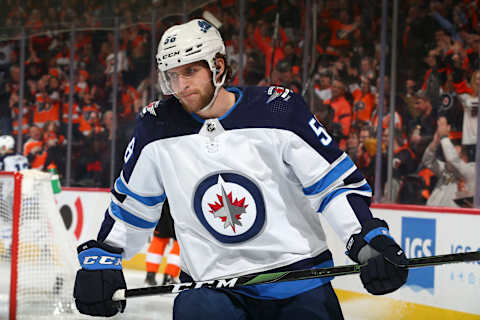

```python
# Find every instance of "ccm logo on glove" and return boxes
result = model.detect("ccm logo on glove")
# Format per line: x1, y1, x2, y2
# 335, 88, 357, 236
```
78, 245, 123, 270
74, 240, 127, 317
82, 255, 122, 266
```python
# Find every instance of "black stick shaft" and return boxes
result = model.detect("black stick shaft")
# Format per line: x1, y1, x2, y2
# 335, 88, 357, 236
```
267, 12, 280, 82
113, 251, 480, 300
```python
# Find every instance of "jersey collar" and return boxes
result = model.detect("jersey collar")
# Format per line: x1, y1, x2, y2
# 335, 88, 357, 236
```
191, 86, 243, 123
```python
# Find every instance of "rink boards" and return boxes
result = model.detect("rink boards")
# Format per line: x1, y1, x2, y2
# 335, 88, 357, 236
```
59, 188, 480, 319
323, 203, 480, 319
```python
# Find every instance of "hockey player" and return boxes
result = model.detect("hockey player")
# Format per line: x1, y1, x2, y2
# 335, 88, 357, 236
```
73, 19, 408, 319
144, 199, 180, 286
0, 135, 29, 171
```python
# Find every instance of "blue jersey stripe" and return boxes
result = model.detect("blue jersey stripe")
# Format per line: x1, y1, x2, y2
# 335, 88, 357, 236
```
115, 178, 165, 207
318, 183, 372, 212
219, 87, 243, 120
191, 87, 244, 123
109, 202, 157, 229
303, 156, 355, 196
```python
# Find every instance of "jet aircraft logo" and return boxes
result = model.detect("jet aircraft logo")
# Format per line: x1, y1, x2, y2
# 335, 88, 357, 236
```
193, 172, 265, 243
207, 175, 248, 233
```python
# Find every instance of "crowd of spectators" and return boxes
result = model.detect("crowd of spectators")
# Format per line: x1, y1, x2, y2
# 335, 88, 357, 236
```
0, 0, 479, 208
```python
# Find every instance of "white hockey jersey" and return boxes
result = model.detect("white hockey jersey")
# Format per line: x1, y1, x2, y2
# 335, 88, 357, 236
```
98, 86, 373, 298
0, 153, 29, 172
458, 93, 478, 146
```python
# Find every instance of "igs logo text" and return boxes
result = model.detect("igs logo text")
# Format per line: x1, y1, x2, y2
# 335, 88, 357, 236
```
401, 217, 436, 294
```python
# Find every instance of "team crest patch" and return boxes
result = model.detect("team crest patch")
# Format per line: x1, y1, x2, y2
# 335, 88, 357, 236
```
266, 86, 291, 104
141, 101, 158, 117
198, 20, 212, 33
440, 93, 453, 111
193, 172, 265, 243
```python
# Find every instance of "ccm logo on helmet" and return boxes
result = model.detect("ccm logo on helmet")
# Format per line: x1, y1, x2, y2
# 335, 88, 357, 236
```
162, 51, 180, 60
82, 255, 122, 266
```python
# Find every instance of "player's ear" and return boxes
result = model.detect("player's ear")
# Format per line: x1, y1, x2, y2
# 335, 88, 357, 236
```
214, 57, 225, 81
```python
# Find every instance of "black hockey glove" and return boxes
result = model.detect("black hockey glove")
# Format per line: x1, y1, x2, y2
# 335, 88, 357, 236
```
74, 240, 126, 317
346, 218, 408, 295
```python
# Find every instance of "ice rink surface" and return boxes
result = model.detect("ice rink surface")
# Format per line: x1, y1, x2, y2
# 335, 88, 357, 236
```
0, 266, 175, 320
0, 267, 368, 320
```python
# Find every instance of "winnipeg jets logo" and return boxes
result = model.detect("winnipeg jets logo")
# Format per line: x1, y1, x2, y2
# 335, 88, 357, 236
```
266, 86, 291, 104
193, 172, 266, 243
208, 175, 247, 233
198, 20, 212, 33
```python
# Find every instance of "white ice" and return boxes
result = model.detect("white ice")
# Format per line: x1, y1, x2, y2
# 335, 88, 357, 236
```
1, 266, 366, 320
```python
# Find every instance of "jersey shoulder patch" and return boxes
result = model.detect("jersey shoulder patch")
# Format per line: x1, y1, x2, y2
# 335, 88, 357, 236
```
140, 101, 160, 117
265, 86, 294, 104
241, 86, 294, 107
139, 96, 178, 119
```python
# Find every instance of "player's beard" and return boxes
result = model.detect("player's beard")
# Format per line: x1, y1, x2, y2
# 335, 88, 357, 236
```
178, 82, 215, 114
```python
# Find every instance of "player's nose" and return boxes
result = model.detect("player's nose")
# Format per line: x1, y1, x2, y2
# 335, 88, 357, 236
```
176, 75, 190, 92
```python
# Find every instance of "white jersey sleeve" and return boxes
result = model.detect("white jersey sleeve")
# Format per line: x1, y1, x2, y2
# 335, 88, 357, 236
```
98, 103, 168, 259
282, 130, 370, 243
2, 154, 29, 172
278, 93, 372, 244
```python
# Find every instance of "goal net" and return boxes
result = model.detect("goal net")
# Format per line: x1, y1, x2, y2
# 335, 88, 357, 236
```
0, 170, 80, 320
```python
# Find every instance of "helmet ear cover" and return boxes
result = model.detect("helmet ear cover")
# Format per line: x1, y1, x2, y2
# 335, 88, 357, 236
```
0, 135, 15, 155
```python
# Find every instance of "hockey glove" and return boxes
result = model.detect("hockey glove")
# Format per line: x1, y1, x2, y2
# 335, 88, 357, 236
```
74, 240, 127, 317
346, 218, 408, 295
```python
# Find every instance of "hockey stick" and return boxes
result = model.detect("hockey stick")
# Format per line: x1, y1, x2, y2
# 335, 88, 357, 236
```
267, 12, 280, 83
301, 51, 326, 97
112, 251, 480, 301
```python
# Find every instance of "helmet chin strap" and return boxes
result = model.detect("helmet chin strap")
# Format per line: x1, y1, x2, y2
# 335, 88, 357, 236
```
198, 70, 227, 113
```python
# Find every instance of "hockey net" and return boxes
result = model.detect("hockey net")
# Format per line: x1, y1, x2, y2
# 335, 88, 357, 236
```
0, 170, 80, 319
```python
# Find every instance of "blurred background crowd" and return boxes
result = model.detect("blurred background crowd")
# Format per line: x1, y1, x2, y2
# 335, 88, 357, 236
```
0, 0, 479, 207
